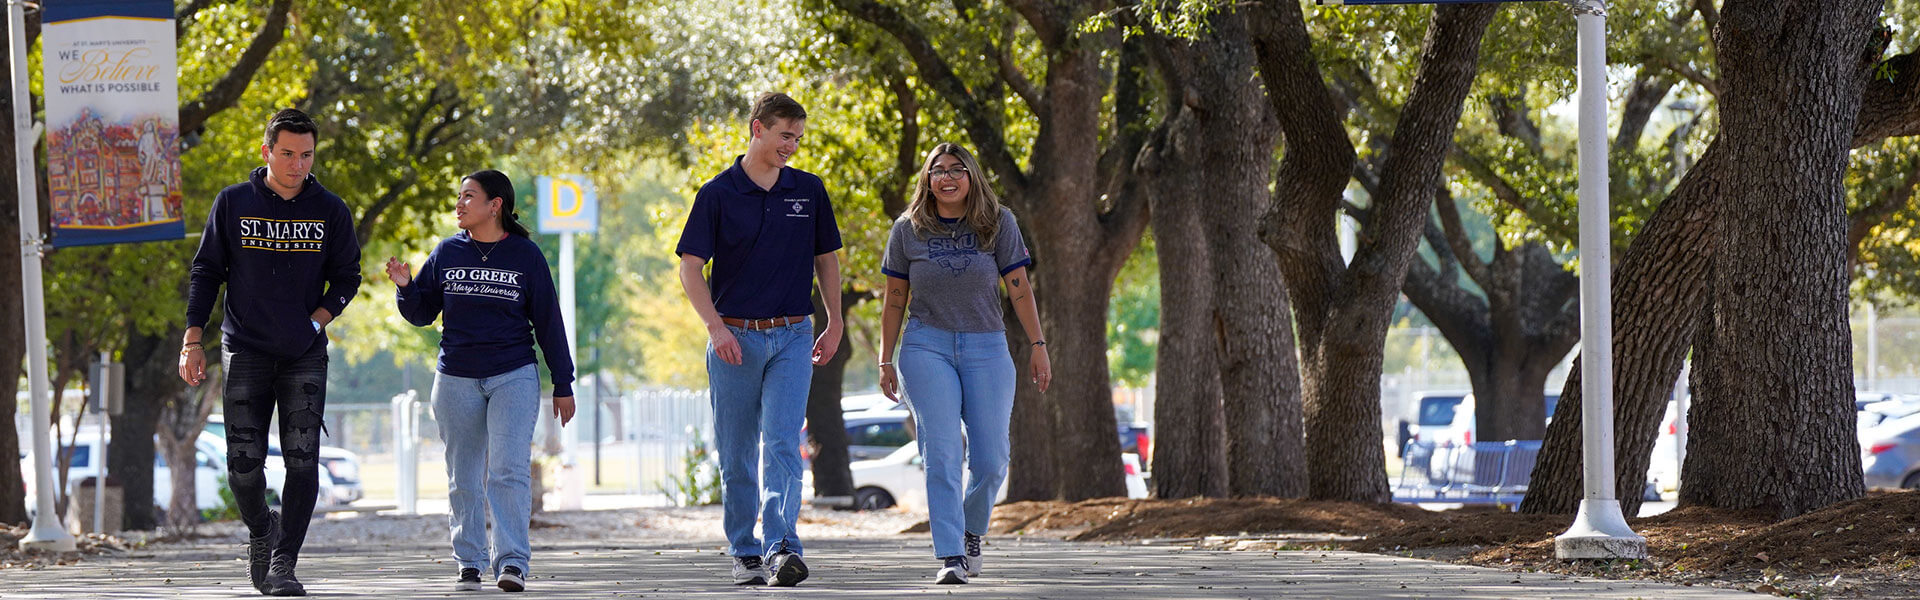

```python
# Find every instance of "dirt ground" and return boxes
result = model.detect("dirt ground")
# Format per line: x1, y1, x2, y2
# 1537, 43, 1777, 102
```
981, 493, 1920, 599
0, 524, 134, 569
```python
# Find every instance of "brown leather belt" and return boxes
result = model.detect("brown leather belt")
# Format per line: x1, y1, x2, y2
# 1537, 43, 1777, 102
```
721, 315, 808, 330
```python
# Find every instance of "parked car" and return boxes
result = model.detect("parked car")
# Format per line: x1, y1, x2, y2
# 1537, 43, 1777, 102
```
206, 414, 361, 505
1857, 393, 1920, 432
1396, 391, 1467, 457
22, 428, 335, 521
843, 444, 1150, 511
842, 408, 915, 461
1424, 392, 1560, 447
1861, 412, 1920, 489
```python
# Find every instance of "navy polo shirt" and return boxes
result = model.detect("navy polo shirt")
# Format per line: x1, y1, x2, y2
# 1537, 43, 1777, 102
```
675, 156, 842, 319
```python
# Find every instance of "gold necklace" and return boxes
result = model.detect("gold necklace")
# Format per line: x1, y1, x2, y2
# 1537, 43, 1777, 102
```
474, 235, 502, 262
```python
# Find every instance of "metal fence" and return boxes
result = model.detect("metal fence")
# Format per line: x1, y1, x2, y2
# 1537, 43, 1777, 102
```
1392, 440, 1542, 506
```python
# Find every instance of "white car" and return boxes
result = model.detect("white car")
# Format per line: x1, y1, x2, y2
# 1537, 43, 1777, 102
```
846, 444, 1150, 511
22, 427, 335, 521
206, 414, 360, 505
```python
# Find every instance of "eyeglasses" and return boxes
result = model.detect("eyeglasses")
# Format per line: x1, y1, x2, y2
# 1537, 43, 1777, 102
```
927, 167, 969, 180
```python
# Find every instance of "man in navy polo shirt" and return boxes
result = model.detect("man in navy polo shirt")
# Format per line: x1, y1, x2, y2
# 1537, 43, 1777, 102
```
676, 92, 843, 587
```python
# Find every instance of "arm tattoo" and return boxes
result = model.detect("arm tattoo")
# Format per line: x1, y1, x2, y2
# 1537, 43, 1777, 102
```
1011, 278, 1023, 288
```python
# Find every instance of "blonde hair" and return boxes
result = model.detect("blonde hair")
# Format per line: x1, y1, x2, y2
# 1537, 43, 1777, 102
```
905, 143, 1003, 246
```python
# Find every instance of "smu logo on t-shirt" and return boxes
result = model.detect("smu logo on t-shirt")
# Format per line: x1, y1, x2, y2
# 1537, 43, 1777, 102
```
441, 267, 523, 302
238, 217, 325, 252
785, 198, 811, 218
928, 233, 980, 276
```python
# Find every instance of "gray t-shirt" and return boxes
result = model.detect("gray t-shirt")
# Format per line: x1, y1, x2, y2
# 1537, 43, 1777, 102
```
881, 207, 1033, 333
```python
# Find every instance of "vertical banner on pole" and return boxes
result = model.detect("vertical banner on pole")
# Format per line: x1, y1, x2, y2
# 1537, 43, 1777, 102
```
42, 0, 182, 248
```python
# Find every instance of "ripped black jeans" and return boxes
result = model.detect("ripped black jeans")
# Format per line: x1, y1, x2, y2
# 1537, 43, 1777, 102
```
222, 341, 328, 559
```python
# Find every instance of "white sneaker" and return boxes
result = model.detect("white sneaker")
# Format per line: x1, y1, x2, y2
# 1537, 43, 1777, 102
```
964, 532, 984, 576
731, 555, 766, 585
936, 556, 970, 584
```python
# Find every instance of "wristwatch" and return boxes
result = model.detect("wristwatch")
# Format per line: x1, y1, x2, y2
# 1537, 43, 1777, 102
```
311, 319, 323, 333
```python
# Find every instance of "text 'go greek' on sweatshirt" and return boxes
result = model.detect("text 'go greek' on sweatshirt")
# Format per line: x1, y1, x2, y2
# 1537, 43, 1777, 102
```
394, 232, 576, 398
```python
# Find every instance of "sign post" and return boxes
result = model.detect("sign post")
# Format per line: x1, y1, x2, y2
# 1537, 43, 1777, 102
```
537, 175, 597, 510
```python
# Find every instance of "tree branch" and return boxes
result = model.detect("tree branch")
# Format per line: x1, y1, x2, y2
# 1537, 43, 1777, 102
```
175, 0, 220, 40
1854, 50, 1920, 148
178, 0, 292, 135
1615, 72, 1675, 152
1004, 0, 1069, 49
1652, 54, 1720, 97
1434, 184, 1493, 288
1489, 95, 1542, 153
1448, 145, 1580, 243
1849, 155, 1920, 270
884, 68, 920, 219
995, 20, 1045, 114
833, 0, 1029, 192
1098, 34, 1152, 246
1250, 0, 1357, 336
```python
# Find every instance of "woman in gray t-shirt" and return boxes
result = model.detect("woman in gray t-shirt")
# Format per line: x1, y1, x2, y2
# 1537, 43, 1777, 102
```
878, 142, 1050, 585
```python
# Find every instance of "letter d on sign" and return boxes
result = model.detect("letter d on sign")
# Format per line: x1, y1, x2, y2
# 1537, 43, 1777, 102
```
549, 178, 584, 217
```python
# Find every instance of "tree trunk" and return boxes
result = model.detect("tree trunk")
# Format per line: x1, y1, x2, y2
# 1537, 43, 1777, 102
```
1000, 305, 1056, 501
1683, 0, 1877, 518
1142, 11, 1302, 498
159, 354, 220, 533
828, 0, 1150, 501
805, 292, 855, 502
0, 25, 25, 525
1256, 2, 1497, 502
1142, 127, 1228, 498
110, 328, 176, 530
1520, 143, 1724, 516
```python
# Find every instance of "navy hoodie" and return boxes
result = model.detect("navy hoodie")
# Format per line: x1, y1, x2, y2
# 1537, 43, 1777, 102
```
395, 231, 575, 397
187, 167, 361, 357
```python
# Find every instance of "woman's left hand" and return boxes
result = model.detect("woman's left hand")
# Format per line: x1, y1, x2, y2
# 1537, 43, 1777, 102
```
553, 395, 576, 426
1030, 346, 1051, 393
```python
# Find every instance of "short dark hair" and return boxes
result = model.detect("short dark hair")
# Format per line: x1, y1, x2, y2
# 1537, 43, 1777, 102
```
263, 108, 318, 148
749, 93, 806, 131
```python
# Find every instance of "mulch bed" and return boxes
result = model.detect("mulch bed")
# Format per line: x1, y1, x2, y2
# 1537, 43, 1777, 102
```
975, 491, 1920, 598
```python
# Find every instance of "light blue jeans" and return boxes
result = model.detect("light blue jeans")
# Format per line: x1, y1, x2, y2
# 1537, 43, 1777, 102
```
432, 363, 539, 578
898, 318, 1015, 559
708, 319, 814, 558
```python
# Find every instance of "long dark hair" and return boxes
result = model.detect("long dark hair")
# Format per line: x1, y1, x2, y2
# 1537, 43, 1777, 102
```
463, 170, 529, 237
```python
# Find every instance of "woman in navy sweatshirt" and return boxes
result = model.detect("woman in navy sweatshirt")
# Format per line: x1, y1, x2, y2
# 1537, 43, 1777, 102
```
386, 170, 575, 593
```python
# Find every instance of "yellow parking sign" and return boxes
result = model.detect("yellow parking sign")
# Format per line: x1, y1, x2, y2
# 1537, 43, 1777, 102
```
537, 175, 597, 233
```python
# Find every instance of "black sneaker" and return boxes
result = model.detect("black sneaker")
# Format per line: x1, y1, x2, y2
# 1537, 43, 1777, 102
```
936, 556, 970, 584
730, 555, 766, 585
768, 551, 809, 587
497, 565, 525, 592
264, 555, 305, 596
246, 511, 281, 594
455, 567, 482, 591
964, 532, 983, 576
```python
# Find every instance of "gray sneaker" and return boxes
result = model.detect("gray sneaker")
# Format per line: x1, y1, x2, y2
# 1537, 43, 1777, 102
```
730, 555, 766, 585
964, 532, 984, 576
936, 556, 970, 584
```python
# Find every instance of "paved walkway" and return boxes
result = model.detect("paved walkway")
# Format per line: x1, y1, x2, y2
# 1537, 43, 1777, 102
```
6, 534, 1762, 599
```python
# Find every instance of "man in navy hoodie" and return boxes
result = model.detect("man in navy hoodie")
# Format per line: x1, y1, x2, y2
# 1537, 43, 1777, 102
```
179, 108, 360, 597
